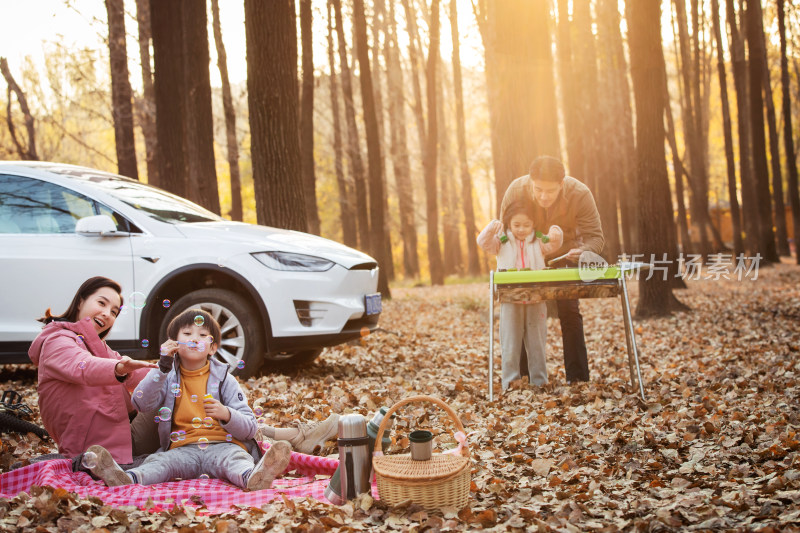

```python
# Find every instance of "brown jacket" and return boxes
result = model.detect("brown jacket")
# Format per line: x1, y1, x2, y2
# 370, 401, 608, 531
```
499, 175, 604, 260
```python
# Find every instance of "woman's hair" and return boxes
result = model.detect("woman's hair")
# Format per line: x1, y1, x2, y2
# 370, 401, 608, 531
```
38, 276, 124, 339
502, 197, 536, 230
166, 308, 222, 354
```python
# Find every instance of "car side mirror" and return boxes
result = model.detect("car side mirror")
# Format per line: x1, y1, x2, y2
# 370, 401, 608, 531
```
75, 215, 124, 236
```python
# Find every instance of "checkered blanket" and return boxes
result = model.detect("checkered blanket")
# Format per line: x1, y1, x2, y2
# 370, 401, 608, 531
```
0, 447, 378, 514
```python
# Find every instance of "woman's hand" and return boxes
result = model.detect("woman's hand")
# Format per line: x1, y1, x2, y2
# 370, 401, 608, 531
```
203, 396, 231, 423
114, 356, 157, 376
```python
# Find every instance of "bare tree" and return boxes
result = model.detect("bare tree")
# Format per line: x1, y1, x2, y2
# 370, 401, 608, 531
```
300, 0, 320, 234
211, 0, 242, 221
0, 58, 38, 160
105, 0, 138, 179
778, 0, 800, 264
245, 0, 306, 230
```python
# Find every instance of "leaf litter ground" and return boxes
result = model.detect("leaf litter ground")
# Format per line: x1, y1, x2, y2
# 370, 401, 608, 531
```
1, 260, 799, 531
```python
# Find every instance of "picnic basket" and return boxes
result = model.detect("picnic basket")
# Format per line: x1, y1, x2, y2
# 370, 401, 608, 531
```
372, 395, 471, 510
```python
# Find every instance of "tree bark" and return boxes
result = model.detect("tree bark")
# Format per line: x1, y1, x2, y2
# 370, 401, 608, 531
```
352, 0, 392, 296
333, 0, 370, 249
245, 0, 306, 231
300, 0, 320, 234
629, 0, 684, 317
438, 55, 461, 277
181, 1, 220, 215
105, 0, 138, 180
211, 0, 242, 221
400, 0, 427, 161
150, 0, 186, 194
778, 0, 800, 264
134, 0, 158, 185
711, 0, 744, 256
424, 0, 444, 286
745, 0, 779, 262
0, 57, 38, 160
450, 0, 480, 276
385, 0, 419, 278
327, 0, 358, 248
555, 0, 583, 185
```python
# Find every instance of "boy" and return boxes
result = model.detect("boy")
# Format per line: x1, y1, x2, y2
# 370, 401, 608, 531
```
87, 308, 291, 490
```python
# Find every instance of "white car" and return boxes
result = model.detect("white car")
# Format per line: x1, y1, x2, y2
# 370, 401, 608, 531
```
0, 162, 382, 378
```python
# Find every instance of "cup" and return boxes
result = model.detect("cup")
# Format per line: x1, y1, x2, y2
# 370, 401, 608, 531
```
409, 430, 433, 461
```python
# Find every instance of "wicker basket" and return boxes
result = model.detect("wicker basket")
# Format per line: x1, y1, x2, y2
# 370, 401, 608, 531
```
372, 395, 471, 511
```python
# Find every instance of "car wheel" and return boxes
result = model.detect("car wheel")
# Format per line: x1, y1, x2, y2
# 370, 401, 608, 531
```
262, 348, 323, 370
159, 288, 265, 379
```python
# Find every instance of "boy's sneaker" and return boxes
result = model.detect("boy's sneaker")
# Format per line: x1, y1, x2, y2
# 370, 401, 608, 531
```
86, 445, 132, 486
289, 414, 340, 455
246, 440, 291, 491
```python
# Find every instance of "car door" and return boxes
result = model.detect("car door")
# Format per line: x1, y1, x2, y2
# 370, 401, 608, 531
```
0, 173, 136, 349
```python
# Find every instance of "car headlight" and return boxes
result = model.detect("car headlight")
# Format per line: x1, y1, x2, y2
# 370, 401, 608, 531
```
252, 251, 335, 272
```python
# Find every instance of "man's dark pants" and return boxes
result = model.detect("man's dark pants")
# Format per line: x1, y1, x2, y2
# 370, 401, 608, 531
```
520, 298, 589, 382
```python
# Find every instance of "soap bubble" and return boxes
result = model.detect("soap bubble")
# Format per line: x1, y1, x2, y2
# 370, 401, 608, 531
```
178, 430, 186, 441
160, 347, 168, 356
194, 315, 204, 326
192, 417, 202, 429
81, 451, 98, 469
203, 416, 214, 428
152, 374, 160, 382
170, 431, 180, 443
236, 360, 245, 370
134, 390, 143, 399
170, 383, 180, 395
76, 334, 85, 343
253, 407, 263, 417
162, 299, 171, 308
141, 339, 149, 348
225, 434, 233, 442
199, 473, 210, 483
158, 407, 172, 421
154, 415, 161, 423
208, 336, 214, 344
198, 437, 209, 450
197, 342, 206, 351
78, 361, 87, 370
130, 292, 147, 310
191, 394, 198, 403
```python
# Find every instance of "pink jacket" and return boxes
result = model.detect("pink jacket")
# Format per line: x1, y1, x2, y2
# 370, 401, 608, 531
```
28, 317, 148, 464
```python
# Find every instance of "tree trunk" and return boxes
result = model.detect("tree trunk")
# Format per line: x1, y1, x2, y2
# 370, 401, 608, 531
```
450, 0, 480, 276
400, 0, 427, 161
210, 0, 242, 221
597, 0, 638, 255
150, 0, 186, 195
105, 0, 138, 180
555, 0, 583, 185
327, 0, 357, 247
385, 0, 419, 278
134, 0, 158, 185
333, 0, 370, 250
245, 0, 306, 231
745, 0, 778, 263
778, 0, 800, 264
352, 0, 392, 297
711, 0, 744, 256
726, 0, 760, 255
0, 58, 38, 160
629, 0, 684, 317
438, 55, 461, 277
181, 1, 220, 215
424, 0, 444, 286
299, 0, 319, 234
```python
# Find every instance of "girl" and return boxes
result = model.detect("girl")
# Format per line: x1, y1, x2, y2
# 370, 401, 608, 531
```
28, 276, 159, 469
478, 199, 563, 390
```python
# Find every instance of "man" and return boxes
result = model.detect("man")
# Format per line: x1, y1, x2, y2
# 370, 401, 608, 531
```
487, 155, 604, 383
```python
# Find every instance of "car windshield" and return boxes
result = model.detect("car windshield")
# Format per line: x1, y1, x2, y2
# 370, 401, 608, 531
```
51, 167, 222, 224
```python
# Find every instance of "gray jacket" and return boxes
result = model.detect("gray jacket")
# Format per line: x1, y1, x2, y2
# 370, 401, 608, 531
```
132, 358, 262, 461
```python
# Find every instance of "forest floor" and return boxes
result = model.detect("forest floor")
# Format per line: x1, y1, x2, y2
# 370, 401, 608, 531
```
1, 259, 800, 531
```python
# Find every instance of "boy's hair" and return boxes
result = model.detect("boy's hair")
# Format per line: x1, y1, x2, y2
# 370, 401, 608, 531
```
502, 197, 536, 230
167, 309, 222, 355
529, 155, 566, 183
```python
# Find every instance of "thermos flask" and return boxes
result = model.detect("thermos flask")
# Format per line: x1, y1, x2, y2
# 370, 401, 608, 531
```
324, 414, 371, 504
325, 408, 393, 505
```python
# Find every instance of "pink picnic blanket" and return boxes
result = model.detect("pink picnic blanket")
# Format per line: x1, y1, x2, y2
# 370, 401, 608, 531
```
0, 449, 378, 514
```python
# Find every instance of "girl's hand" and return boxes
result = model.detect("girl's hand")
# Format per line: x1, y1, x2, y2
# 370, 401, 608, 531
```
114, 356, 157, 377
203, 397, 231, 423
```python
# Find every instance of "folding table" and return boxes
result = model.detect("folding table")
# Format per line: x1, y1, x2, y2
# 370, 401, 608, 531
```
488, 263, 647, 401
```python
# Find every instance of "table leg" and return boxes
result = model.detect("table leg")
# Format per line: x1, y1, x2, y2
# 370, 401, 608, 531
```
489, 270, 494, 402
620, 273, 646, 401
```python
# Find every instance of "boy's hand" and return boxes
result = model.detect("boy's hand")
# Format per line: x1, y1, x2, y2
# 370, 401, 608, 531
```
203, 396, 231, 423
158, 340, 179, 373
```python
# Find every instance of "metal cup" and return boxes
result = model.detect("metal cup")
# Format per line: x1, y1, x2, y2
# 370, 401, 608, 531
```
409, 430, 433, 461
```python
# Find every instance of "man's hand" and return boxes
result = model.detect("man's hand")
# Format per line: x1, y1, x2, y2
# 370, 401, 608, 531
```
115, 356, 157, 376
564, 248, 584, 263
203, 396, 231, 423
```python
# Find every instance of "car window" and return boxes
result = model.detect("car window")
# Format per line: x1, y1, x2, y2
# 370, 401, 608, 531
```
96, 201, 140, 233
0, 174, 95, 234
